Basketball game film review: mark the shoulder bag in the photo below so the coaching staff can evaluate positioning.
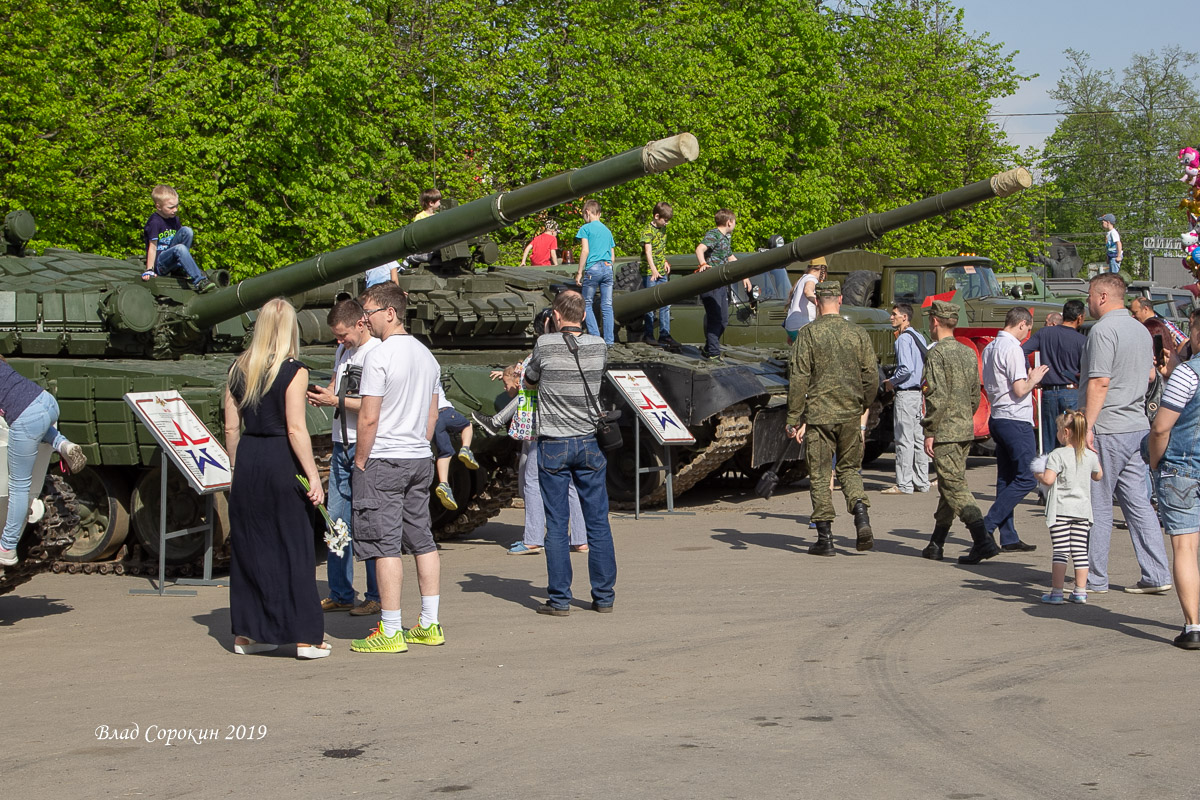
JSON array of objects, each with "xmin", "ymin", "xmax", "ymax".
[{"xmin": 561, "ymin": 332, "xmax": 623, "ymax": 451}]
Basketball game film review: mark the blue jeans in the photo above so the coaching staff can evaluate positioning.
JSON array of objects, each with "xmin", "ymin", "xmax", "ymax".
[
  {"xmin": 537, "ymin": 435, "xmax": 616, "ymax": 609},
  {"xmin": 3, "ymin": 392, "xmax": 67, "ymax": 551},
  {"xmin": 154, "ymin": 226, "xmax": 208, "ymax": 286},
  {"xmin": 1039, "ymin": 387, "xmax": 1078, "ymax": 455},
  {"xmin": 641, "ymin": 274, "xmax": 670, "ymax": 338},
  {"xmin": 326, "ymin": 442, "xmax": 379, "ymax": 604},
  {"xmin": 581, "ymin": 261, "xmax": 614, "ymax": 345},
  {"xmin": 761, "ymin": 268, "xmax": 791, "ymax": 300},
  {"xmin": 520, "ymin": 440, "xmax": 587, "ymax": 547},
  {"xmin": 983, "ymin": 417, "xmax": 1038, "ymax": 546},
  {"xmin": 1108, "ymin": 257, "xmax": 1121, "ymax": 274}
]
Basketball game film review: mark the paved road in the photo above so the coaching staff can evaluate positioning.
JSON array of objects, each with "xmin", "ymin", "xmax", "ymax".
[{"xmin": 1, "ymin": 456, "xmax": 1189, "ymax": 799}]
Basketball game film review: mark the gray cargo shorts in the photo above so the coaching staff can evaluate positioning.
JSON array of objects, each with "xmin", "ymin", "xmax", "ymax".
[{"xmin": 351, "ymin": 457, "xmax": 435, "ymax": 558}]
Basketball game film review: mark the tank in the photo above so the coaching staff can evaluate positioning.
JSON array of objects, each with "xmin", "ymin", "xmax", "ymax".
[
  {"xmin": 425, "ymin": 168, "xmax": 1033, "ymax": 511},
  {"xmin": 0, "ymin": 133, "xmax": 700, "ymax": 593}
]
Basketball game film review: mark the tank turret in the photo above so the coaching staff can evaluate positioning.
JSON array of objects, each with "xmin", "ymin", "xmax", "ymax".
[{"xmin": 613, "ymin": 167, "xmax": 1033, "ymax": 323}]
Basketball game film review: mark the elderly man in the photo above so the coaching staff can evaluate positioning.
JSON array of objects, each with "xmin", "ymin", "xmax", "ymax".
[
  {"xmin": 882, "ymin": 302, "xmax": 930, "ymax": 495},
  {"xmin": 786, "ymin": 281, "xmax": 879, "ymax": 556},
  {"xmin": 1083, "ymin": 273, "xmax": 1172, "ymax": 594},
  {"xmin": 974, "ymin": 308, "xmax": 1048, "ymax": 560}
]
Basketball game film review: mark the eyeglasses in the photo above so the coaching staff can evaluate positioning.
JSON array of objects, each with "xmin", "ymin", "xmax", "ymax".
[{"xmin": 362, "ymin": 307, "xmax": 386, "ymax": 317}]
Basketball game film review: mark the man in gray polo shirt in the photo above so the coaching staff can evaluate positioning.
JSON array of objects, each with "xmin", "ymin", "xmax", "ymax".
[
  {"xmin": 1082, "ymin": 272, "xmax": 1172, "ymax": 594},
  {"xmin": 524, "ymin": 290, "xmax": 616, "ymax": 616}
]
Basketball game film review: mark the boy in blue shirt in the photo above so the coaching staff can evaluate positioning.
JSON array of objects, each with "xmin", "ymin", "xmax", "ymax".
[
  {"xmin": 142, "ymin": 185, "xmax": 215, "ymax": 293},
  {"xmin": 574, "ymin": 199, "xmax": 616, "ymax": 345}
]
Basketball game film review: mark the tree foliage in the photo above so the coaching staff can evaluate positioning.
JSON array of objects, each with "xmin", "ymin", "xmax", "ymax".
[
  {"xmin": 0, "ymin": 0, "xmax": 1032, "ymax": 279},
  {"xmin": 1041, "ymin": 47, "xmax": 1200, "ymax": 275}
]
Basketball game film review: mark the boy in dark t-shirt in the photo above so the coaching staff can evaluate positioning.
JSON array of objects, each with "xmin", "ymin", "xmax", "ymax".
[{"xmin": 142, "ymin": 184, "xmax": 215, "ymax": 293}]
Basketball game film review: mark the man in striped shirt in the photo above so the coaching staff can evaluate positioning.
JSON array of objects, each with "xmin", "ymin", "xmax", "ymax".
[{"xmin": 524, "ymin": 290, "xmax": 616, "ymax": 616}]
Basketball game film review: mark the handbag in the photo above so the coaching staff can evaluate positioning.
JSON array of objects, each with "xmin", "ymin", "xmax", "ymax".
[
  {"xmin": 508, "ymin": 388, "xmax": 538, "ymax": 441},
  {"xmin": 562, "ymin": 332, "xmax": 623, "ymax": 452}
]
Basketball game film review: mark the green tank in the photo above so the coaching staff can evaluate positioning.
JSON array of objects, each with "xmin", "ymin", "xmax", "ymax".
[
  {"xmin": 441, "ymin": 168, "xmax": 1033, "ymax": 508},
  {"xmin": 0, "ymin": 133, "xmax": 700, "ymax": 594}
]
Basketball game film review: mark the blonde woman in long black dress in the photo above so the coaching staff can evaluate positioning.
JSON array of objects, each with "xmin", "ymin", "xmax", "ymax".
[{"xmin": 224, "ymin": 298, "xmax": 330, "ymax": 659}]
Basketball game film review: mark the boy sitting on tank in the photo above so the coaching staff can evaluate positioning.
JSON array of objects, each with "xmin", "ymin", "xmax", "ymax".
[
  {"xmin": 141, "ymin": 184, "xmax": 216, "ymax": 293},
  {"xmin": 432, "ymin": 381, "xmax": 478, "ymax": 511}
]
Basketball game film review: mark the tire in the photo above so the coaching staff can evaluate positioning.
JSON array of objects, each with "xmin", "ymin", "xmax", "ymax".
[
  {"xmin": 615, "ymin": 261, "xmax": 642, "ymax": 293},
  {"xmin": 841, "ymin": 270, "xmax": 880, "ymax": 308}
]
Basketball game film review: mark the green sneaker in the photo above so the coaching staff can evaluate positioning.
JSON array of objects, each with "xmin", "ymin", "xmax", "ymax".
[
  {"xmin": 350, "ymin": 626, "xmax": 408, "ymax": 654},
  {"xmin": 403, "ymin": 621, "xmax": 446, "ymax": 646},
  {"xmin": 457, "ymin": 446, "xmax": 479, "ymax": 470},
  {"xmin": 436, "ymin": 482, "xmax": 458, "ymax": 510}
]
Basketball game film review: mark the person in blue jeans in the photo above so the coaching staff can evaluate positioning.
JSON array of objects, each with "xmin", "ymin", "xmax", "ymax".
[
  {"xmin": 305, "ymin": 300, "xmax": 380, "ymax": 615},
  {"xmin": 0, "ymin": 360, "xmax": 87, "ymax": 565},
  {"xmin": 142, "ymin": 184, "xmax": 215, "ymax": 293},
  {"xmin": 523, "ymin": 290, "xmax": 616, "ymax": 615},
  {"xmin": 573, "ymin": 199, "xmax": 616, "ymax": 345},
  {"xmin": 1148, "ymin": 308, "xmax": 1200, "ymax": 648},
  {"xmin": 1021, "ymin": 300, "xmax": 1087, "ymax": 454}
]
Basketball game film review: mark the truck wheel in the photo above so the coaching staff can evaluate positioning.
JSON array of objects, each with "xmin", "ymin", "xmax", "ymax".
[{"xmin": 842, "ymin": 270, "xmax": 880, "ymax": 307}]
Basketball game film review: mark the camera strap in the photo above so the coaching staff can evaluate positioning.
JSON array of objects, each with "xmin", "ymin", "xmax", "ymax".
[{"xmin": 561, "ymin": 332, "xmax": 604, "ymax": 427}]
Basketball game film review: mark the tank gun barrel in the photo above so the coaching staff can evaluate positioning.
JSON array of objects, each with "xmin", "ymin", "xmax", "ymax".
[
  {"xmin": 184, "ymin": 133, "xmax": 700, "ymax": 328},
  {"xmin": 613, "ymin": 168, "xmax": 1032, "ymax": 323}
]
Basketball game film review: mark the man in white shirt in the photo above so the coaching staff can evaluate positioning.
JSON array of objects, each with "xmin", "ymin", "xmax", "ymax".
[
  {"xmin": 971, "ymin": 308, "xmax": 1048, "ymax": 562},
  {"xmin": 350, "ymin": 283, "xmax": 445, "ymax": 653},
  {"xmin": 306, "ymin": 299, "xmax": 381, "ymax": 616},
  {"xmin": 783, "ymin": 257, "xmax": 825, "ymax": 343}
]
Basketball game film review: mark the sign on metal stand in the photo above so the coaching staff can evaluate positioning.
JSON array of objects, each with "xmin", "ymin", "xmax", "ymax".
[
  {"xmin": 124, "ymin": 391, "xmax": 232, "ymax": 596},
  {"xmin": 606, "ymin": 370, "xmax": 696, "ymax": 519}
]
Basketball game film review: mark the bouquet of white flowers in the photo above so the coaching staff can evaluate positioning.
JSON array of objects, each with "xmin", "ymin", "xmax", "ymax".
[{"xmin": 296, "ymin": 475, "xmax": 352, "ymax": 556}]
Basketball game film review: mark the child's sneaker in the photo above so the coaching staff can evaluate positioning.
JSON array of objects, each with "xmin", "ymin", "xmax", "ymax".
[
  {"xmin": 403, "ymin": 621, "xmax": 445, "ymax": 646},
  {"xmin": 195, "ymin": 278, "xmax": 217, "ymax": 294},
  {"xmin": 1040, "ymin": 592, "xmax": 1065, "ymax": 605},
  {"xmin": 1068, "ymin": 592, "xmax": 1087, "ymax": 604},
  {"xmin": 457, "ymin": 446, "xmax": 479, "ymax": 470},
  {"xmin": 350, "ymin": 626, "xmax": 408, "ymax": 654},
  {"xmin": 58, "ymin": 442, "xmax": 87, "ymax": 475},
  {"xmin": 471, "ymin": 411, "xmax": 503, "ymax": 437},
  {"xmin": 436, "ymin": 482, "xmax": 458, "ymax": 511}
]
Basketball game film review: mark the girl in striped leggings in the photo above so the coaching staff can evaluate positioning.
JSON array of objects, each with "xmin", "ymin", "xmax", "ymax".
[{"xmin": 1034, "ymin": 410, "xmax": 1103, "ymax": 604}]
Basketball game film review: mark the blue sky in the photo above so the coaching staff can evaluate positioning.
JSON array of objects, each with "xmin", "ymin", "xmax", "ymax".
[{"xmin": 960, "ymin": 1, "xmax": 1190, "ymax": 152}]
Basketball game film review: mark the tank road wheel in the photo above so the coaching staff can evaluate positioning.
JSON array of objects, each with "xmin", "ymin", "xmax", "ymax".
[
  {"xmin": 61, "ymin": 467, "xmax": 130, "ymax": 562},
  {"xmin": 604, "ymin": 432, "xmax": 666, "ymax": 504},
  {"xmin": 130, "ymin": 465, "xmax": 212, "ymax": 565}
]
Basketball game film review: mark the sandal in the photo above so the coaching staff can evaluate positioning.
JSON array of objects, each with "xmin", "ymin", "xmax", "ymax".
[
  {"xmin": 141, "ymin": 269, "xmax": 156, "ymax": 281},
  {"xmin": 296, "ymin": 642, "xmax": 332, "ymax": 660},
  {"xmin": 571, "ymin": 544, "xmax": 589, "ymax": 553},
  {"xmin": 233, "ymin": 637, "xmax": 277, "ymax": 655}
]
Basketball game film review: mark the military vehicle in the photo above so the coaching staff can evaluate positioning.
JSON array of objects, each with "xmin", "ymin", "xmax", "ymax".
[
  {"xmin": 994, "ymin": 269, "xmax": 1064, "ymax": 304},
  {"xmin": 0, "ymin": 133, "xmax": 700, "ymax": 592},
  {"xmin": 596, "ymin": 168, "xmax": 1033, "ymax": 491}
]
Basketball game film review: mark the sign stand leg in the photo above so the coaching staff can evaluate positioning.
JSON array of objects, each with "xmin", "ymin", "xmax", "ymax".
[
  {"xmin": 634, "ymin": 417, "xmax": 641, "ymax": 520},
  {"xmin": 130, "ymin": 451, "xmax": 214, "ymax": 596}
]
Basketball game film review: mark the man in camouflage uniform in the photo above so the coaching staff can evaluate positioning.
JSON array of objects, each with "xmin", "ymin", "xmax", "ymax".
[
  {"xmin": 786, "ymin": 281, "xmax": 879, "ymax": 555},
  {"xmin": 919, "ymin": 300, "xmax": 999, "ymax": 563}
]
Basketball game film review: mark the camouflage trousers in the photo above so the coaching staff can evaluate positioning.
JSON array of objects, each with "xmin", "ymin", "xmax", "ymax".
[
  {"xmin": 806, "ymin": 420, "xmax": 868, "ymax": 522},
  {"xmin": 932, "ymin": 440, "xmax": 983, "ymax": 529}
]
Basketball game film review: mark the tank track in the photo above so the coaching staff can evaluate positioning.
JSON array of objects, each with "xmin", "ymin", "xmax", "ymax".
[
  {"xmin": 610, "ymin": 404, "xmax": 753, "ymax": 511},
  {"xmin": 435, "ymin": 464, "xmax": 520, "ymax": 540},
  {"xmin": 0, "ymin": 473, "xmax": 80, "ymax": 596}
]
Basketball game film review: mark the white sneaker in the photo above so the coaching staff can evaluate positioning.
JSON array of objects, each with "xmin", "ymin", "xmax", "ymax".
[
  {"xmin": 58, "ymin": 442, "xmax": 87, "ymax": 474},
  {"xmin": 0, "ymin": 548, "xmax": 18, "ymax": 566}
]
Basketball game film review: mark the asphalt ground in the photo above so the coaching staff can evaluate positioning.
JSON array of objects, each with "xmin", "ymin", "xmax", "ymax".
[{"xmin": 1, "ymin": 454, "xmax": 1192, "ymax": 800}]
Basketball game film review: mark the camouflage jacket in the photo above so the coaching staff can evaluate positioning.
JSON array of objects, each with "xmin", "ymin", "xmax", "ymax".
[
  {"xmin": 787, "ymin": 313, "xmax": 879, "ymax": 426},
  {"xmin": 921, "ymin": 338, "xmax": 981, "ymax": 442}
]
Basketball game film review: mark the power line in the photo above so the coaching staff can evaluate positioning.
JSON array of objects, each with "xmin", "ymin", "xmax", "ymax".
[{"xmin": 988, "ymin": 106, "xmax": 1197, "ymax": 119}]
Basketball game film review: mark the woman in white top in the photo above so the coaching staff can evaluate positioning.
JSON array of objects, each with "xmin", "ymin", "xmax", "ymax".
[{"xmin": 784, "ymin": 256, "xmax": 826, "ymax": 342}]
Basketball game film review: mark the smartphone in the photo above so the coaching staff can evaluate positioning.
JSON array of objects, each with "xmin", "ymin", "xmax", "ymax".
[{"xmin": 308, "ymin": 384, "xmax": 322, "ymax": 393}]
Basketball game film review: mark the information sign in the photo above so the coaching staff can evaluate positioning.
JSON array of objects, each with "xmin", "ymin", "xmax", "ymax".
[
  {"xmin": 606, "ymin": 371, "xmax": 696, "ymax": 445},
  {"xmin": 124, "ymin": 391, "xmax": 231, "ymax": 495}
]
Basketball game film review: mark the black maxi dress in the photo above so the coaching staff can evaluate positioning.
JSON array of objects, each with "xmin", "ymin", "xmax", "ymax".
[{"xmin": 228, "ymin": 359, "xmax": 323, "ymax": 645}]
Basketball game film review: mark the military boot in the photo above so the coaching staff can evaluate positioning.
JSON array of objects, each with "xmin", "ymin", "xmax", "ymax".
[
  {"xmin": 852, "ymin": 501, "xmax": 873, "ymax": 551},
  {"xmin": 957, "ymin": 520, "xmax": 1000, "ymax": 564},
  {"xmin": 809, "ymin": 521, "xmax": 836, "ymax": 557},
  {"xmin": 922, "ymin": 526, "xmax": 950, "ymax": 561}
]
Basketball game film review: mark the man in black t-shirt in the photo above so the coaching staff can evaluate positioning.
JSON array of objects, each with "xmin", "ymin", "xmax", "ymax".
[{"xmin": 1022, "ymin": 299, "xmax": 1086, "ymax": 454}]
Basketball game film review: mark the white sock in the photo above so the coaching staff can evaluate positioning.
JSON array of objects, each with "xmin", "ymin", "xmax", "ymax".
[
  {"xmin": 1186, "ymin": 624, "xmax": 1200, "ymax": 634},
  {"xmin": 380, "ymin": 608, "xmax": 403, "ymax": 637},
  {"xmin": 420, "ymin": 595, "xmax": 440, "ymax": 627}
]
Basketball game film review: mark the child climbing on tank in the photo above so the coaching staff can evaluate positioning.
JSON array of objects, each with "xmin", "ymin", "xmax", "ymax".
[{"xmin": 141, "ymin": 184, "xmax": 216, "ymax": 293}]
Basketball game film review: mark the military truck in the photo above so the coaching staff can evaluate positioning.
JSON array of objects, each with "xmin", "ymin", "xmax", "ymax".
[{"xmin": 829, "ymin": 251, "xmax": 1062, "ymax": 439}]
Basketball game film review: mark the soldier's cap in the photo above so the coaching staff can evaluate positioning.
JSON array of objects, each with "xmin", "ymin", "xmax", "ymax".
[
  {"xmin": 814, "ymin": 280, "xmax": 841, "ymax": 298},
  {"xmin": 925, "ymin": 299, "xmax": 960, "ymax": 321}
]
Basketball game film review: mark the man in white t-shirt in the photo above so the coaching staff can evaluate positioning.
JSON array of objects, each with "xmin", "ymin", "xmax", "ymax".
[
  {"xmin": 784, "ymin": 257, "xmax": 825, "ymax": 343},
  {"xmin": 306, "ymin": 299, "xmax": 382, "ymax": 616},
  {"xmin": 350, "ymin": 283, "xmax": 445, "ymax": 654}
]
